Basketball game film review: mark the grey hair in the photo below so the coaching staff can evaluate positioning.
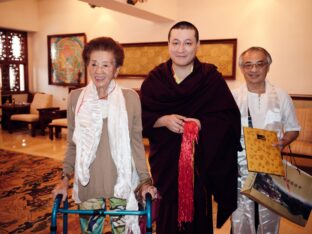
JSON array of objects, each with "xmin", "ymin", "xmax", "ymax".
[{"xmin": 239, "ymin": 47, "xmax": 272, "ymax": 66}]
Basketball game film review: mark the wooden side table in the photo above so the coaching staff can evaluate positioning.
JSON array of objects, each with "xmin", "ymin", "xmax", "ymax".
[
  {"xmin": 37, "ymin": 107, "xmax": 61, "ymax": 135},
  {"xmin": 46, "ymin": 109, "xmax": 67, "ymax": 140}
]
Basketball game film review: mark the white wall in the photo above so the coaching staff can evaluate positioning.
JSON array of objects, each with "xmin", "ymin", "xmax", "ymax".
[
  {"xmin": 1, "ymin": 0, "xmax": 311, "ymax": 108},
  {"xmin": 31, "ymin": 0, "xmax": 174, "ymax": 108},
  {"xmin": 0, "ymin": 0, "xmax": 39, "ymax": 31},
  {"xmin": 178, "ymin": 0, "xmax": 312, "ymax": 92}
]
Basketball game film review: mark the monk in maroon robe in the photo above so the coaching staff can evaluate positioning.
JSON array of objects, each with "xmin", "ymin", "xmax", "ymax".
[{"xmin": 140, "ymin": 21, "xmax": 241, "ymax": 234}]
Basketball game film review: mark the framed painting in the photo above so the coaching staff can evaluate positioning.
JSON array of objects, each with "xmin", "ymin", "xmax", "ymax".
[
  {"xmin": 119, "ymin": 39, "xmax": 237, "ymax": 79},
  {"xmin": 48, "ymin": 33, "xmax": 87, "ymax": 86}
]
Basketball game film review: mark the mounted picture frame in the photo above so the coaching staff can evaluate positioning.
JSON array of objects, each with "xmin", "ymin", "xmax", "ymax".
[
  {"xmin": 119, "ymin": 39, "xmax": 237, "ymax": 79},
  {"xmin": 47, "ymin": 33, "xmax": 87, "ymax": 86}
]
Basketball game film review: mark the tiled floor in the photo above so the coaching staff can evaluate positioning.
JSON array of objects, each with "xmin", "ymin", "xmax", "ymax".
[
  {"xmin": 0, "ymin": 127, "xmax": 311, "ymax": 233},
  {"xmin": 0, "ymin": 127, "xmax": 67, "ymax": 161}
]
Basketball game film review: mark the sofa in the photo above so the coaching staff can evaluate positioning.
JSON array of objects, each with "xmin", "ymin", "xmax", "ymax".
[{"xmin": 283, "ymin": 107, "xmax": 312, "ymax": 169}]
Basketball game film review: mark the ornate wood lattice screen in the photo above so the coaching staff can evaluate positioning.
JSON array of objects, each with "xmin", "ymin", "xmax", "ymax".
[{"xmin": 0, "ymin": 29, "xmax": 28, "ymax": 94}]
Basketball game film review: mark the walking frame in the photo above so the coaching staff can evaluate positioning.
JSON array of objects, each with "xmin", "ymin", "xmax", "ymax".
[{"xmin": 51, "ymin": 193, "xmax": 153, "ymax": 234}]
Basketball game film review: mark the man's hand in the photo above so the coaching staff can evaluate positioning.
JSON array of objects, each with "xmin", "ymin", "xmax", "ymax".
[{"xmin": 272, "ymin": 131, "xmax": 299, "ymax": 151}]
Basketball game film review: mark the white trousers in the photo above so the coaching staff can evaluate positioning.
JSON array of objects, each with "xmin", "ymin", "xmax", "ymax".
[{"xmin": 231, "ymin": 149, "xmax": 280, "ymax": 234}]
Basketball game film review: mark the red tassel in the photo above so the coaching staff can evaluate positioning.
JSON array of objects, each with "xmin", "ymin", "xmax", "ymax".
[{"xmin": 178, "ymin": 121, "xmax": 199, "ymax": 226}]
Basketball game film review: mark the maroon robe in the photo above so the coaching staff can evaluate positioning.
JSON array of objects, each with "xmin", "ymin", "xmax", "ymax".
[{"xmin": 141, "ymin": 58, "xmax": 241, "ymax": 234}]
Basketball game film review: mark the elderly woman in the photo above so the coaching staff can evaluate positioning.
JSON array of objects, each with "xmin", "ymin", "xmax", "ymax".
[{"xmin": 52, "ymin": 37, "xmax": 157, "ymax": 234}]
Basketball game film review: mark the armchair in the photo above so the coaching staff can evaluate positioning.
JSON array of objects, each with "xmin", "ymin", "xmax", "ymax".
[{"xmin": 8, "ymin": 93, "xmax": 54, "ymax": 137}]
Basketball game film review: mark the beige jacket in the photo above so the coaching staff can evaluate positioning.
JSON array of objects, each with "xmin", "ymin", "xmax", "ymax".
[{"xmin": 63, "ymin": 88, "xmax": 151, "ymax": 202}]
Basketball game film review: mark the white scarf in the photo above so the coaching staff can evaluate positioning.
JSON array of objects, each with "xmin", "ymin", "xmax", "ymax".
[
  {"xmin": 235, "ymin": 80, "xmax": 283, "ymax": 136},
  {"xmin": 235, "ymin": 80, "xmax": 284, "ymax": 160},
  {"xmin": 72, "ymin": 81, "xmax": 140, "ymax": 233}
]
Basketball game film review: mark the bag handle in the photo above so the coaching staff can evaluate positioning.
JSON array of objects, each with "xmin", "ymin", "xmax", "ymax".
[{"xmin": 282, "ymin": 145, "xmax": 301, "ymax": 175}]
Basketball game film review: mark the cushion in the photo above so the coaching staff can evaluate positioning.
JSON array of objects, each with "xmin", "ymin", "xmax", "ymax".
[
  {"xmin": 289, "ymin": 140, "xmax": 312, "ymax": 157},
  {"xmin": 295, "ymin": 108, "xmax": 312, "ymax": 143},
  {"xmin": 285, "ymin": 107, "xmax": 312, "ymax": 168},
  {"xmin": 11, "ymin": 114, "xmax": 39, "ymax": 122},
  {"xmin": 30, "ymin": 93, "xmax": 53, "ymax": 114},
  {"xmin": 49, "ymin": 118, "xmax": 67, "ymax": 127}
]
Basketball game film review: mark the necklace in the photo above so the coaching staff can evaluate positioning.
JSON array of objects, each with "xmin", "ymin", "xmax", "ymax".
[{"xmin": 99, "ymin": 82, "xmax": 116, "ymax": 99}]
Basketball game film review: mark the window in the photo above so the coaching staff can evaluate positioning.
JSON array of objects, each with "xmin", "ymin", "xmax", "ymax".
[{"xmin": 0, "ymin": 28, "xmax": 28, "ymax": 95}]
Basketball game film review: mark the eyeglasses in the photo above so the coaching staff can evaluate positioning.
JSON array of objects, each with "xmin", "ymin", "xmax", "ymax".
[{"xmin": 241, "ymin": 62, "xmax": 268, "ymax": 70}]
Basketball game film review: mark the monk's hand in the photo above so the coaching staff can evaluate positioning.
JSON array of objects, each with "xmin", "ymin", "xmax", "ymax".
[
  {"xmin": 166, "ymin": 114, "xmax": 186, "ymax": 133},
  {"xmin": 184, "ymin": 117, "xmax": 201, "ymax": 130},
  {"xmin": 154, "ymin": 114, "xmax": 186, "ymax": 134}
]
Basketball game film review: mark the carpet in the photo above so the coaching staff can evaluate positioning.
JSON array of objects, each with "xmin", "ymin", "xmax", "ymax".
[
  {"xmin": 0, "ymin": 149, "xmax": 80, "ymax": 234},
  {"xmin": 0, "ymin": 149, "xmax": 154, "ymax": 234}
]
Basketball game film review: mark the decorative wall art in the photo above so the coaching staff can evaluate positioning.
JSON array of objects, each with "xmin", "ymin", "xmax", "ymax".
[
  {"xmin": 48, "ymin": 33, "xmax": 87, "ymax": 86},
  {"xmin": 119, "ymin": 39, "xmax": 237, "ymax": 79}
]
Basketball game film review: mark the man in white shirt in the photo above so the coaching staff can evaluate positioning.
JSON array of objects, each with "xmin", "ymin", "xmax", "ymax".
[{"xmin": 231, "ymin": 47, "xmax": 300, "ymax": 234}]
